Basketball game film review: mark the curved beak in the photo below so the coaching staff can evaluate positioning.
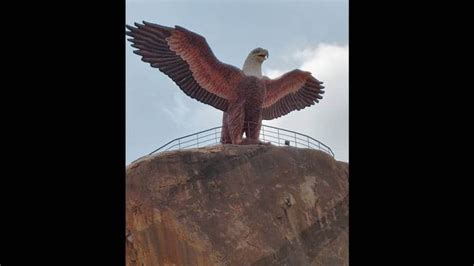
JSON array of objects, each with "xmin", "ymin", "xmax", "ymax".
[{"xmin": 256, "ymin": 49, "xmax": 269, "ymax": 61}]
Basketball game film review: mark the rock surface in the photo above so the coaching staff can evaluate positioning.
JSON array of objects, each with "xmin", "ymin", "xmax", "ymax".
[{"xmin": 126, "ymin": 145, "xmax": 348, "ymax": 266}]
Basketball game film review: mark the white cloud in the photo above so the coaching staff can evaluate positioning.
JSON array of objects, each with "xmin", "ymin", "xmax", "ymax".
[
  {"xmin": 264, "ymin": 43, "xmax": 348, "ymax": 162},
  {"xmin": 163, "ymin": 91, "xmax": 223, "ymax": 130},
  {"xmin": 265, "ymin": 69, "xmax": 285, "ymax": 79},
  {"xmin": 161, "ymin": 92, "xmax": 191, "ymax": 127}
]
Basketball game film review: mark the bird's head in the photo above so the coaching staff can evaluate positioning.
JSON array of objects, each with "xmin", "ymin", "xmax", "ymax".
[{"xmin": 249, "ymin": 47, "xmax": 269, "ymax": 63}]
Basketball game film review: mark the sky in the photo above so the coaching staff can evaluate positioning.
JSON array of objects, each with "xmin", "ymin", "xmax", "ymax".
[{"xmin": 126, "ymin": 0, "xmax": 348, "ymax": 164}]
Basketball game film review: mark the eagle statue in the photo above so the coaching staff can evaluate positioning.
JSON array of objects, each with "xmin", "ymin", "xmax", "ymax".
[{"xmin": 126, "ymin": 21, "xmax": 325, "ymax": 145}]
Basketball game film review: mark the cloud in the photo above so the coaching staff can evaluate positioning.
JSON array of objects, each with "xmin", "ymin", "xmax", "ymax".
[
  {"xmin": 265, "ymin": 69, "xmax": 285, "ymax": 79},
  {"xmin": 162, "ymin": 91, "xmax": 223, "ymax": 130},
  {"xmin": 264, "ymin": 43, "xmax": 348, "ymax": 162},
  {"xmin": 161, "ymin": 92, "xmax": 191, "ymax": 127}
]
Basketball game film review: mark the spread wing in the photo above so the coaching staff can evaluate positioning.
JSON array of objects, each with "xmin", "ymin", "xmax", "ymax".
[
  {"xmin": 262, "ymin": 70, "xmax": 324, "ymax": 120},
  {"xmin": 126, "ymin": 21, "xmax": 244, "ymax": 111}
]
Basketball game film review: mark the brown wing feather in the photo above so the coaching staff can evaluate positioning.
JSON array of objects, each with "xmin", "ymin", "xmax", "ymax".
[
  {"xmin": 262, "ymin": 70, "xmax": 324, "ymax": 120},
  {"xmin": 126, "ymin": 21, "xmax": 244, "ymax": 111}
]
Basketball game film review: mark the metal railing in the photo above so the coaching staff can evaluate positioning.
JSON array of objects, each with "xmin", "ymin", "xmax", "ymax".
[{"xmin": 148, "ymin": 122, "xmax": 335, "ymax": 158}]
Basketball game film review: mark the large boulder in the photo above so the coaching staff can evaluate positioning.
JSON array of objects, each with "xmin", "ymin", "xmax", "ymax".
[{"xmin": 126, "ymin": 144, "xmax": 348, "ymax": 265}]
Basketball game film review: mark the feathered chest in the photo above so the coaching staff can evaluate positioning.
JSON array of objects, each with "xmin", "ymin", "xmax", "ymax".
[{"xmin": 236, "ymin": 76, "xmax": 266, "ymax": 106}]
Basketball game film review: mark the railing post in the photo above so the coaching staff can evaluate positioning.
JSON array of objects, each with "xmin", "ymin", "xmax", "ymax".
[
  {"xmin": 294, "ymin": 133, "xmax": 297, "ymax": 148},
  {"xmin": 215, "ymin": 128, "xmax": 217, "ymax": 144},
  {"xmin": 197, "ymin": 134, "xmax": 199, "ymax": 148},
  {"xmin": 307, "ymin": 137, "xmax": 309, "ymax": 148},
  {"xmin": 277, "ymin": 128, "xmax": 280, "ymax": 146},
  {"xmin": 178, "ymin": 139, "xmax": 181, "ymax": 149}
]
